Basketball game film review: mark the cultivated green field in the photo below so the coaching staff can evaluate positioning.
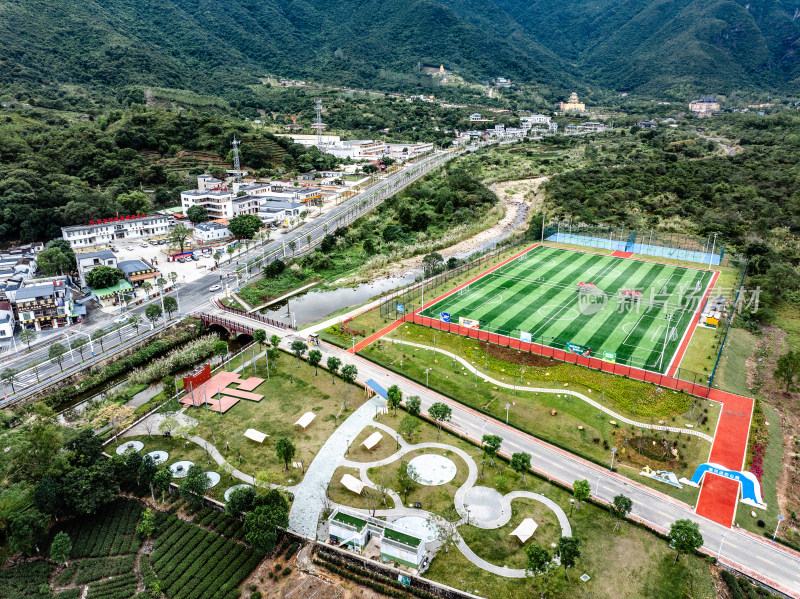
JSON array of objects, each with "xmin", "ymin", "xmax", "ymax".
[{"xmin": 419, "ymin": 246, "xmax": 715, "ymax": 373}]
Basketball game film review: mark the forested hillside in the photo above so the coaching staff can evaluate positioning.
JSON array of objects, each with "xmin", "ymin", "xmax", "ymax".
[
  {"xmin": 2, "ymin": 0, "xmax": 799, "ymax": 97},
  {"xmin": 0, "ymin": 108, "xmax": 327, "ymax": 243}
]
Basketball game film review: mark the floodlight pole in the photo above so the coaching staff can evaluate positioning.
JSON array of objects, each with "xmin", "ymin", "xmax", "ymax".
[{"xmin": 708, "ymin": 233, "xmax": 717, "ymax": 270}]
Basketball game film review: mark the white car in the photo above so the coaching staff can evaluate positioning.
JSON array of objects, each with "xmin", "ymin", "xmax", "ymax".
[
  {"xmin": 113, "ymin": 315, "xmax": 129, "ymax": 325},
  {"xmin": 209, "ymin": 284, "xmax": 222, "ymax": 292}
]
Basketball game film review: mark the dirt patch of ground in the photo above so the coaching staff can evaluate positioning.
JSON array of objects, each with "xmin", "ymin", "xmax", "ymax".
[
  {"xmin": 242, "ymin": 542, "xmax": 386, "ymax": 599},
  {"xmin": 477, "ymin": 341, "xmax": 557, "ymax": 368},
  {"xmin": 745, "ymin": 325, "xmax": 800, "ymax": 541}
]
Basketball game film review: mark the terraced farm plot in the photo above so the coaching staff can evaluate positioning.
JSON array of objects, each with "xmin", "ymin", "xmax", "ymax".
[{"xmin": 419, "ymin": 246, "xmax": 715, "ymax": 373}]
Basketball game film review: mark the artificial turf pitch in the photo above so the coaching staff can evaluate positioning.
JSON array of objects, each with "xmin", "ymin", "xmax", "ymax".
[{"xmin": 418, "ymin": 246, "xmax": 714, "ymax": 373}]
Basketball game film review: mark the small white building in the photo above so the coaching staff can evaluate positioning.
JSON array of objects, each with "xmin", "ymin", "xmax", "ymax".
[
  {"xmin": 257, "ymin": 201, "xmax": 304, "ymax": 227},
  {"xmin": 193, "ymin": 221, "xmax": 231, "ymax": 242},
  {"xmin": 61, "ymin": 215, "xmax": 170, "ymax": 249},
  {"xmin": 384, "ymin": 142, "xmax": 434, "ymax": 160},
  {"xmin": 76, "ymin": 249, "xmax": 118, "ymax": 288},
  {"xmin": 328, "ymin": 508, "xmax": 425, "ymax": 569},
  {"xmin": 0, "ymin": 301, "xmax": 15, "ymax": 339},
  {"xmin": 197, "ymin": 175, "xmax": 224, "ymax": 191},
  {"xmin": 326, "ymin": 140, "xmax": 386, "ymax": 160}
]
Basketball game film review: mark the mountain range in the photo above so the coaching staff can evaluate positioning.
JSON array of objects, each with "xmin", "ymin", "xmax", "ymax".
[{"xmin": 2, "ymin": 0, "xmax": 800, "ymax": 97}]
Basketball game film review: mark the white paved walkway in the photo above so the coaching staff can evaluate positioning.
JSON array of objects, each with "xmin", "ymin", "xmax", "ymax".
[{"xmin": 391, "ymin": 339, "xmax": 713, "ymax": 442}]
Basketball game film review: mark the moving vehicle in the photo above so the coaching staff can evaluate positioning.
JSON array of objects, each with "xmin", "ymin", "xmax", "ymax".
[
  {"xmin": 113, "ymin": 315, "xmax": 128, "ymax": 325},
  {"xmin": 209, "ymin": 284, "xmax": 221, "ymax": 292}
]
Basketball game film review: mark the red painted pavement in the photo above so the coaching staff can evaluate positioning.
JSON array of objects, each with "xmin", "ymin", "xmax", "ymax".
[
  {"xmin": 695, "ymin": 388, "xmax": 754, "ymax": 526},
  {"xmin": 611, "ymin": 250, "xmax": 633, "ymax": 258},
  {"xmin": 695, "ymin": 474, "xmax": 740, "ymax": 527},
  {"xmin": 350, "ymin": 319, "xmax": 405, "ymax": 354}
]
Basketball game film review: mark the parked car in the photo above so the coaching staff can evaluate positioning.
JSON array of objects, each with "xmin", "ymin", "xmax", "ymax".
[
  {"xmin": 209, "ymin": 284, "xmax": 221, "ymax": 292},
  {"xmin": 177, "ymin": 257, "xmax": 186, "ymax": 263},
  {"xmin": 158, "ymin": 239, "xmax": 166, "ymax": 245},
  {"xmin": 110, "ymin": 247, "xmax": 119, "ymax": 253},
  {"xmin": 150, "ymin": 240, "xmax": 159, "ymax": 246},
  {"xmin": 191, "ymin": 255, "xmax": 200, "ymax": 261}
]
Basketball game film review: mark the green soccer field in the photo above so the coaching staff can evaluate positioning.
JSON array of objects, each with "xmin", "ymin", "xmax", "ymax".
[{"xmin": 419, "ymin": 246, "xmax": 715, "ymax": 373}]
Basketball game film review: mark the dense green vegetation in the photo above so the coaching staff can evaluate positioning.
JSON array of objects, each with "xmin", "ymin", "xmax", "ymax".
[
  {"xmin": 542, "ymin": 115, "xmax": 800, "ymax": 326},
  {"xmin": 2, "ymin": 0, "xmax": 799, "ymax": 101},
  {"xmin": 0, "ymin": 107, "xmax": 325, "ymax": 244}
]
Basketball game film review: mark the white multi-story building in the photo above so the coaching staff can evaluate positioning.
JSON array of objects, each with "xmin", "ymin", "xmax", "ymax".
[
  {"xmin": 193, "ymin": 221, "xmax": 231, "ymax": 242},
  {"xmin": 0, "ymin": 302, "xmax": 15, "ymax": 339},
  {"xmin": 181, "ymin": 176, "xmax": 261, "ymax": 220},
  {"xmin": 520, "ymin": 114, "xmax": 551, "ymax": 128},
  {"xmin": 61, "ymin": 215, "xmax": 170, "ymax": 249}
]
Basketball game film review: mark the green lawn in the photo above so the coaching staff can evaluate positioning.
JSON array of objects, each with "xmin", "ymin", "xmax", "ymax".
[
  {"xmin": 419, "ymin": 246, "xmax": 714, "ymax": 374},
  {"xmin": 139, "ymin": 354, "xmax": 366, "ymax": 489},
  {"xmin": 361, "ymin": 327, "xmax": 717, "ymax": 502}
]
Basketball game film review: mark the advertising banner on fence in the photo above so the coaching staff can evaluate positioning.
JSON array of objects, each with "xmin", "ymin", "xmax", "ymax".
[
  {"xmin": 520, "ymin": 331, "xmax": 532, "ymax": 343},
  {"xmin": 566, "ymin": 342, "xmax": 591, "ymax": 357},
  {"xmin": 602, "ymin": 351, "xmax": 616, "ymax": 364},
  {"xmin": 440, "ymin": 312, "xmax": 451, "ymax": 323},
  {"xmin": 458, "ymin": 317, "xmax": 480, "ymax": 329}
]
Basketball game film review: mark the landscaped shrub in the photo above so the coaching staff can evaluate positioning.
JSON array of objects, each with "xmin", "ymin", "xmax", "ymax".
[
  {"xmin": 283, "ymin": 542, "xmax": 300, "ymax": 560},
  {"xmin": 129, "ymin": 335, "xmax": 218, "ymax": 384}
]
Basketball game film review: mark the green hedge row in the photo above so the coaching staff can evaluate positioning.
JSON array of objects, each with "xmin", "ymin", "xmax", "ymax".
[
  {"xmin": 314, "ymin": 556, "xmax": 431, "ymax": 599},
  {"xmin": 86, "ymin": 572, "xmax": 138, "ymax": 599},
  {"xmin": 56, "ymin": 498, "xmax": 141, "ymax": 558},
  {"xmin": 151, "ymin": 513, "xmax": 261, "ymax": 599},
  {"xmin": 720, "ymin": 570, "xmax": 776, "ymax": 599},
  {"xmin": 0, "ymin": 560, "xmax": 52, "ymax": 599},
  {"xmin": 315, "ymin": 553, "xmax": 439, "ymax": 599},
  {"xmin": 74, "ymin": 555, "xmax": 135, "ymax": 585}
]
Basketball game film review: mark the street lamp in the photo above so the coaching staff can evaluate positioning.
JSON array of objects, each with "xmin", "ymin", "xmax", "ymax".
[
  {"xmin": 569, "ymin": 496, "xmax": 575, "ymax": 517},
  {"xmin": 610, "ymin": 446, "xmax": 617, "ymax": 471},
  {"xmin": 425, "ymin": 368, "xmax": 430, "ymax": 388},
  {"xmin": 505, "ymin": 403, "xmax": 511, "ymax": 425},
  {"xmin": 351, "ymin": 336, "xmax": 356, "ymax": 352},
  {"xmin": 466, "ymin": 507, "xmax": 471, "ymax": 525},
  {"xmin": 716, "ymin": 532, "xmax": 727, "ymax": 563},
  {"xmin": 61, "ymin": 332, "xmax": 76, "ymax": 365},
  {"xmin": 772, "ymin": 515, "xmax": 784, "ymax": 542}
]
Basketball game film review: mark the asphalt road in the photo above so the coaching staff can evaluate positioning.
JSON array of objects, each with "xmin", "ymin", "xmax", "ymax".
[{"xmin": 0, "ymin": 150, "xmax": 461, "ymax": 405}]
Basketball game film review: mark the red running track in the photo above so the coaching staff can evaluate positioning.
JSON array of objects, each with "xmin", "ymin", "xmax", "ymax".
[
  {"xmin": 611, "ymin": 250, "xmax": 633, "ymax": 258},
  {"xmin": 695, "ymin": 389, "xmax": 754, "ymax": 527}
]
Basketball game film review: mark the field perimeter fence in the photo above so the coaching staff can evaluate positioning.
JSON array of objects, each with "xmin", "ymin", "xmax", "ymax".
[
  {"xmin": 375, "ymin": 225, "xmax": 749, "ymax": 397},
  {"xmin": 542, "ymin": 220, "xmax": 733, "ymax": 267},
  {"xmin": 378, "ymin": 230, "xmax": 536, "ymax": 320}
]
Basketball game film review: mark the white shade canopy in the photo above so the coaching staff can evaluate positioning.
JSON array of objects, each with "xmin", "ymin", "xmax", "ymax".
[
  {"xmin": 341, "ymin": 473, "xmax": 364, "ymax": 494},
  {"xmin": 295, "ymin": 412, "xmax": 316, "ymax": 429},
  {"xmin": 362, "ymin": 432, "xmax": 383, "ymax": 450},
  {"xmin": 244, "ymin": 429, "xmax": 268, "ymax": 443},
  {"xmin": 510, "ymin": 518, "xmax": 538, "ymax": 543}
]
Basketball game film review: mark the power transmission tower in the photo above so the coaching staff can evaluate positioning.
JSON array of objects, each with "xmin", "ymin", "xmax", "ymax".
[
  {"xmin": 231, "ymin": 135, "xmax": 242, "ymax": 181},
  {"xmin": 315, "ymin": 99, "xmax": 325, "ymax": 153}
]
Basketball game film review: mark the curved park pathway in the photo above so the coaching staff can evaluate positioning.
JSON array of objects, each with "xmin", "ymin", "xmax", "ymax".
[
  {"xmin": 390, "ymin": 339, "xmax": 713, "ymax": 442},
  {"xmin": 339, "ymin": 438, "xmax": 571, "ymax": 577}
]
